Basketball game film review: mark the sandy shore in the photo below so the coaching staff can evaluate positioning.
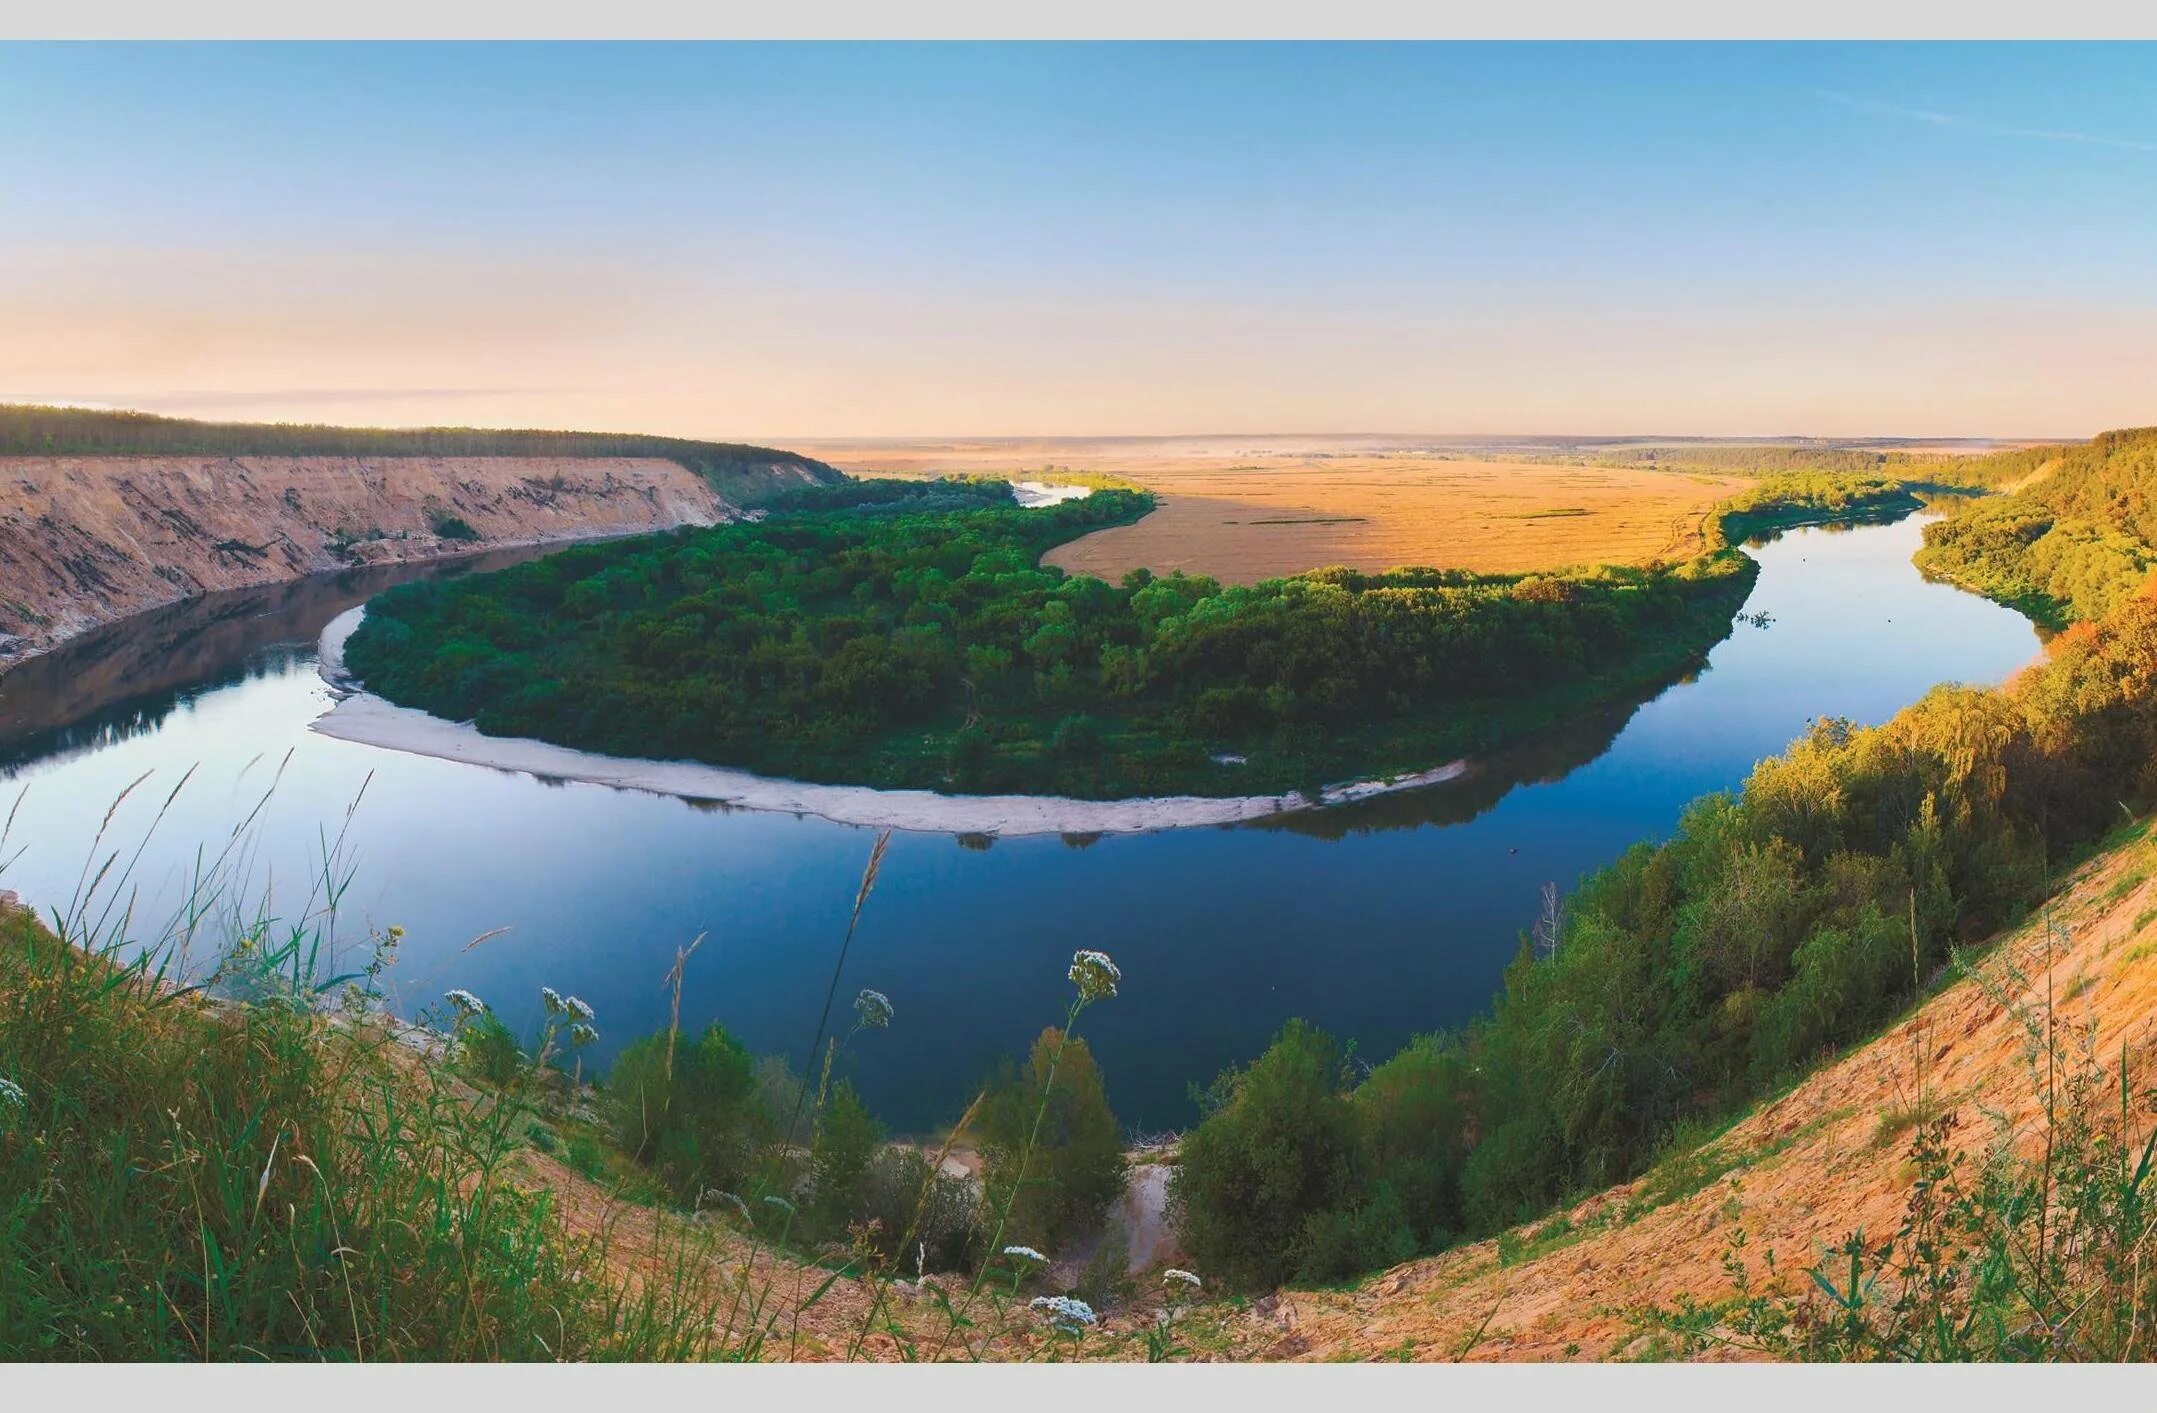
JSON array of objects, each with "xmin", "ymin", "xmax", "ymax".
[{"xmin": 311, "ymin": 608, "xmax": 1468, "ymax": 836}]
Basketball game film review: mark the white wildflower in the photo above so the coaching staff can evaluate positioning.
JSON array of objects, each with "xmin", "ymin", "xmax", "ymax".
[
  {"xmin": 1029, "ymin": 1294, "xmax": 1097, "ymax": 1333},
  {"xmin": 1163, "ymin": 1268, "xmax": 1201, "ymax": 1290},
  {"xmin": 1068, "ymin": 949, "xmax": 1121, "ymax": 1003},
  {"xmin": 567, "ymin": 1022, "xmax": 598, "ymax": 1048},
  {"xmin": 854, "ymin": 988, "xmax": 894, "ymax": 1030},
  {"xmin": 563, "ymin": 995, "xmax": 595, "ymax": 1022},
  {"xmin": 0, "ymin": 1075, "xmax": 23, "ymax": 1110},
  {"xmin": 444, "ymin": 988, "xmax": 487, "ymax": 1018},
  {"xmin": 1003, "ymin": 1245, "xmax": 1049, "ymax": 1264},
  {"xmin": 540, "ymin": 986, "xmax": 564, "ymax": 1015}
]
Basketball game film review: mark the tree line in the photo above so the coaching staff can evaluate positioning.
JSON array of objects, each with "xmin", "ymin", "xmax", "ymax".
[{"xmin": 0, "ymin": 403, "xmax": 840, "ymax": 498}]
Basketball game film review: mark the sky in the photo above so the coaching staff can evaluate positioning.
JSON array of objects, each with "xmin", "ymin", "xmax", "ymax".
[{"xmin": 3, "ymin": 41, "xmax": 2154, "ymax": 440}]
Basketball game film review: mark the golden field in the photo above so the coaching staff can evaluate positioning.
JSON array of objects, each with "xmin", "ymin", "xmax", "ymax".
[{"xmin": 791, "ymin": 436, "xmax": 1748, "ymax": 583}]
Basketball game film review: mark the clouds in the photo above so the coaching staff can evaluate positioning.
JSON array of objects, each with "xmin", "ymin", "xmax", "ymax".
[{"xmin": 1820, "ymin": 89, "xmax": 2157, "ymax": 155}]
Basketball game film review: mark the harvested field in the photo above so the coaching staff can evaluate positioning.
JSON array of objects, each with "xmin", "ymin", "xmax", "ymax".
[{"xmin": 793, "ymin": 437, "xmax": 1747, "ymax": 583}]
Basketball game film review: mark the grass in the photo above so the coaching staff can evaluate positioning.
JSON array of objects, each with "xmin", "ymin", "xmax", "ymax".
[
  {"xmin": 0, "ymin": 776, "xmax": 1188, "ymax": 1363},
  {"xmin": 1032, "ymin": 456, "xmax": 1744, "ymax": 585},
  {"xmin": 0, "ymin": 887, "xmax": 726, "ymax": 1359}
]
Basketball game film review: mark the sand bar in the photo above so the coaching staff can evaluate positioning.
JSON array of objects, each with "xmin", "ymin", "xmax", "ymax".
[{"xmin": 310, "ymin": 608, "xmax": 1467, "ymax": 837}]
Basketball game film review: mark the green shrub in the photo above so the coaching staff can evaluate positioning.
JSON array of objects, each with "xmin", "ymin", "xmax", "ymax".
[
  {"xmin": 805, "ymin": 1080, "xmax": 885, "ymax": 1244},
  {"xmin": 1295, "ymin": 1182, "xmax": 1415, "ymax": 1285},
  {"xmin": 452, "ymin": 1010, "xmax": 526, "ymax": 1087},
  {"xmin": 979, "ymin": 1027, "xmax": 1126, "ymax": 1255},
  {"xmin": 604, "ymin": 1022, "xmax": 770, "ymax": 1199},
  {"xmin": 856, "ymin": 1146, "xmax": 979, "ymax": 1274},
  {"xmin": 1170, "ymin": 1020, "xmax": 1361, "ymax": 1291}
]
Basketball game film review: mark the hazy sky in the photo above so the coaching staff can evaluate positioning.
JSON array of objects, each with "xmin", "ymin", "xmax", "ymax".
[{"xmin": 5, "ymin": 42, "xmax": 2154, "ymax": 440}]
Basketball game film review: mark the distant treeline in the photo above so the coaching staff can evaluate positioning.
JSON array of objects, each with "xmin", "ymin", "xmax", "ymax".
[
  {"xmin": 0, "ymin": 404, "xmax": 840, "ymax": 497},
  {"xmin": 343, "ymin": 475, "xmax": 1781, "ymax": 799},
  {"xmin": 1591, "ymin": 441, "xmax": 2065, "ymax": 485},
  {"xmin": 1168, "ymin": 427, "xmax": 2157, "ymax": 1292}
]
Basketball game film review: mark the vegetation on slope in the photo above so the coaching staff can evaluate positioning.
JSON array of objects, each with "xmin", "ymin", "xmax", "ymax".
[
  {"xmin": 339, "ymin": 475, "xmax": 1927, "ymax": 799},
  {"xmin": 1168, "ymin": 428, "xmax": 2157, "ymax": 1293},
  {"xmin": 0, "ymin": 901, "xmax": 729, "ymax": 1358},
  {"xmin": 0, "ymin": 824, "xmax": 1186, "ymax": 1363},
  {"xmin": 1915, "ymin": 426, "xmax": 2157, "ymax": 628},
  {"xmin": 0, "ymin": 404, "xmax": 841, "ymax": 503}
]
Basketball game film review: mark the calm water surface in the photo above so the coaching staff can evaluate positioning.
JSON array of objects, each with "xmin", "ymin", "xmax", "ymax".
[{"xmin": 0, "ymin": 516, "xmax": 2039, "ymax": 1129}]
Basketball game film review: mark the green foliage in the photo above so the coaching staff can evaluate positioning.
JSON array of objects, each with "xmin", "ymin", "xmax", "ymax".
[
  {"xmin": 452, "ymin": 1010, "xmax": 526, "ymax": 1086},
  {"xmin": 1916, "ymin": 427, "xmax": 2157, "ymax": 627},
  {"xmin": 0, "ymin": 402, "xmax": 839, "ymax": 497},
  {"xmin": 604, "ymin": 1022, "xmax": 770, "ymax": 1200},
  {"xmin": 805, "ymin": 1081, "xmax": 885, "ymax": 1244},
  {"xmin": 428, "ymin": 508, "xmax": 482, "ymax": 542},
  {"xmin": 1169, "ymin": 1020, "xmax": 1365, "ymax": 1291},
  {"xmin": 979, "ymin": 1028, "xmax": 1127, "ymax": 1255},
  {"xmin": 1162, "ymin": 431, "xmax": 2157, "ymax": 1297},
  {"xmin": 855, "ymin": 1146, "xmax": 981, "ymax": 1274},
  {"xmin": 1710, "ymin": 475, "xmax": 1922, "ymax": 546},
  {"xmin": 345, "ymin": 478, "xmax": 1759, "ymax": 798},
  {"xmin": 0, "ymin": 906, "xmax": 721, "ymax": 1359}
]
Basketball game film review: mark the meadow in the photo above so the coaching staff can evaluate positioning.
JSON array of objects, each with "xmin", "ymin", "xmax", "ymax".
[{"xmin": 796, "ymin": 436, "xmax": 1751, "ymax": 584}]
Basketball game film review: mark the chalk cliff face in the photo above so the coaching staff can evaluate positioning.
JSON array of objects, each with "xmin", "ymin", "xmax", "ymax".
[{"xmin": 0, "ymin": 454, "xmax": 816, "ymax": 662}]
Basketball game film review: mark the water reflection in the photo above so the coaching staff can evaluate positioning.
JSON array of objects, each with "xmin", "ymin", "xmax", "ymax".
[{"xmin": 0, "ymin": 515, "xmax": 2041, "ymax": 1130}]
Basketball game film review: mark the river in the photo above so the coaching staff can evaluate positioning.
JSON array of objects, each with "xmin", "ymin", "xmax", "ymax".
[{"xmin": 0, "ymin": 514, "xmax": 2039, "ymax": 1130}]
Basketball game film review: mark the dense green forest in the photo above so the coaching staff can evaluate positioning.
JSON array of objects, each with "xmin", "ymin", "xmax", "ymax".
[
  {"xmin": 1168, "ymin": 427, "xmax": 2157, "ymax": 1291},
  {"xmin": 0, "ymin": 404, "xmax": 840, "ymax": 502},
  {"xmin": 1710, "ymin": 474, "xmax": 1922, "ymax": 542},
  {"xmin": 1915, "ymin": 427, "xmax": 2157, "ymax": 627},
  {"xmin": 344, "ymin": 476, "xmax": 1775, "ymax": 798}
]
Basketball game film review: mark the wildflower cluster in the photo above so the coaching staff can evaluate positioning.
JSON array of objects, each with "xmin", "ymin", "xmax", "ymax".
[
  {"xmin": 1002, "ymin": 1245, "xmax": 1048, "ymax": 1265},
  {"xmin": 1029, "ymin": 1294, "xmax": 1097, "ymax": 1334},
  {"xmin": 444, "ymin": 988, "xmax": 487, "ymax": 1019},
  {"xmin": 854, "ymin": 988, "xmax": 894, "ymax": 1031},
  {"xmin": 1068, "ymin": 949, "xmax": 1120, "ymax": 1004}
]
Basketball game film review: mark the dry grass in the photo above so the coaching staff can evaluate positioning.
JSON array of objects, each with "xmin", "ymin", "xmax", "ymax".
[{"xmin": 792, "ymin": 437, "xmax": 1745, "ymax": 584}]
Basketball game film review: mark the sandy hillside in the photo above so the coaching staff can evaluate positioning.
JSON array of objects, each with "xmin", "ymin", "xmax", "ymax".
[{"xmin": 0, "ymin": 454, "xmax": 806, "ymax": 662}]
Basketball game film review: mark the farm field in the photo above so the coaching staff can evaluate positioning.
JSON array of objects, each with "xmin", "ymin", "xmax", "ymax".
[{"xmin": 791, "ymin": 436, "xmax": 1751, "ymax": 582}]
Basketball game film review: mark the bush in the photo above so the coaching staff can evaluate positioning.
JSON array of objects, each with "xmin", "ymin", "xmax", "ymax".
[
  {"xmin": 604, "ymin": 1022, "xmax": 771, "ymax": 1199},
  {"xmin": 1352, "ymin": 1034, "xmax": 1472, "ymax": 1249},
  {"xmin": 856, "ymin": 1147, "xmax": 980, "ymax": 1274},
  {"xmin": 452, "ymin": 1010, "xmax": 526, "ymax": 1087},
  {"xmin": 805, "ymin": 1081, "xmax": 885, "ymax": 1244},
  {"xmin": 1170, "ymin": 1020, "xmax": 1361, "ymax": 1291},
  {"xmin": 1294, "ymin": 1183, "xmax": 1415, "ymax": 1286},
  {"xmin": 979, "ymin": 1028, "xmax": 1126, "ymax": 1255},
  {"xmin": 427, "ymin": 508, "xmax": 482, "ymax": 541}
]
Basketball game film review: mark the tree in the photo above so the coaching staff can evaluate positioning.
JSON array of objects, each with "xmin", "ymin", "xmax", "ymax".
[{"xmin": 978, "ymin": 1028, "xmax": 1126, "ymax": 1256}]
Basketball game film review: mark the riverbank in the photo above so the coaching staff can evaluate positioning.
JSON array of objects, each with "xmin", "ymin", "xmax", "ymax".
[
  {"xmin": 0, "ymin": 453, "xmax": 744, "ymax": 666},
  {"xmin": 313, "ymin": 607, "xmax": 1471, "ymax": 836}
]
